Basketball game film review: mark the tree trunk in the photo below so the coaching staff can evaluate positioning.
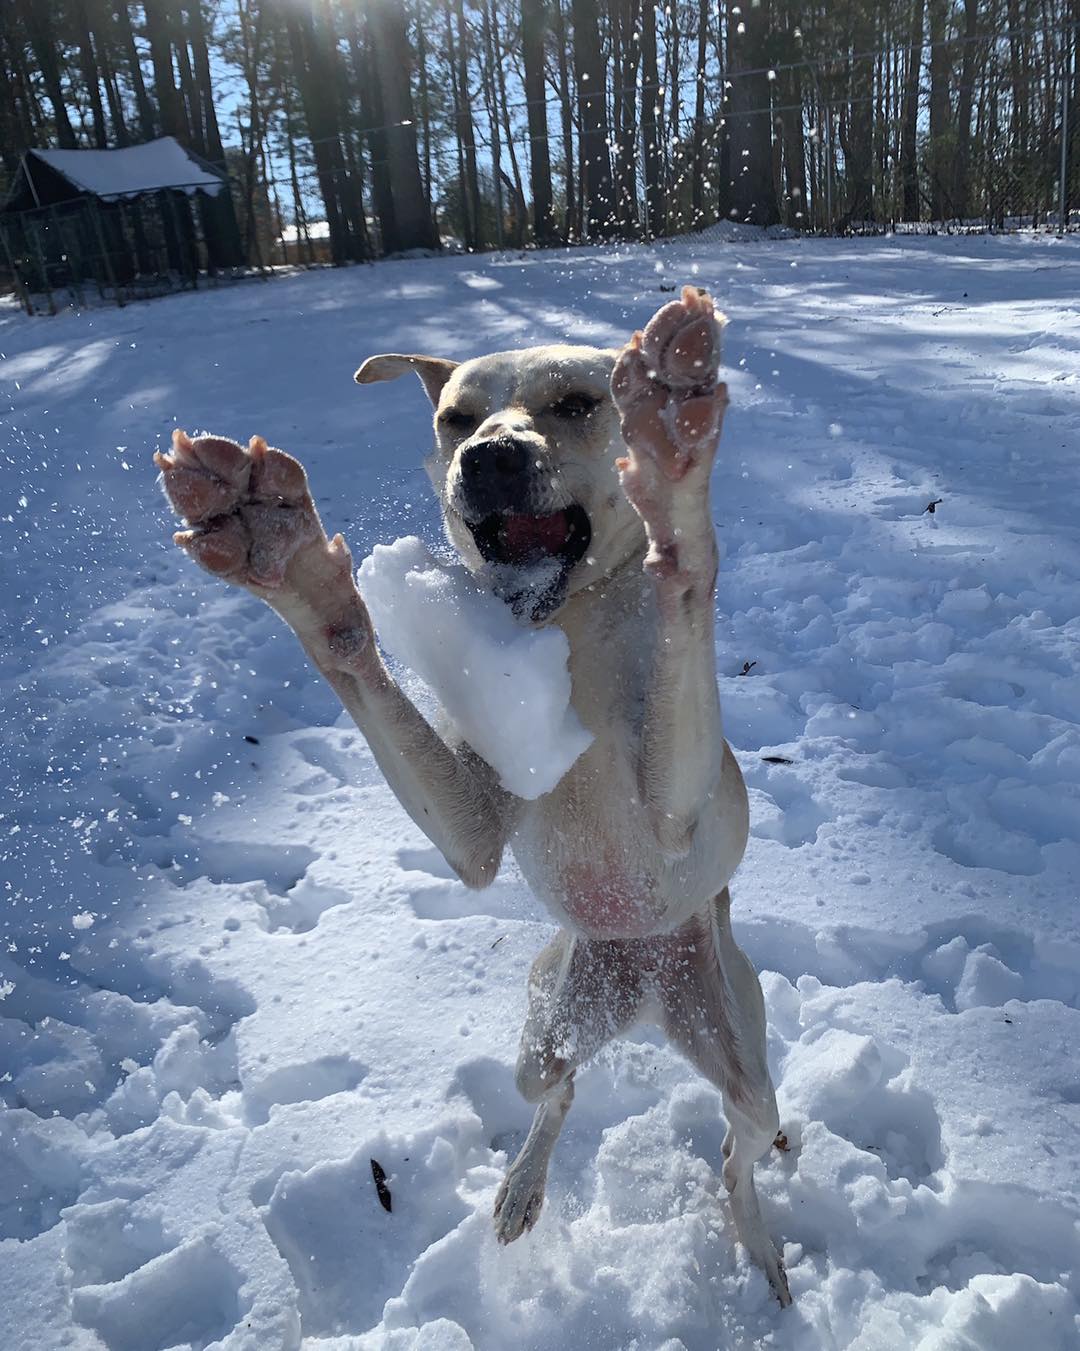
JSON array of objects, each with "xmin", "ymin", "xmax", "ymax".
[
  {"xmin": 615, "ymin": 0, "xmax": 641, "ymax": 234},
  {"xmin": 481, "ymin": 0, "xmax": 505, "ymax": 246},
  {"xmin": 187, "ymin": 1, "xmax": 226, "ymax": 165},
  {"xmin": 16, "ymin": 0, "xmax": 77, "ymax": 148},
  {"xmin": 281, "ymin": 70, "xmax": 314, "ymax": 263},
  {"xmin": 92, "ymin": 0, "xmax": 130, "ymax": 147},
  {"xmin": 283, "ymin": 3, "xmax": 348, "ymax": 263},
  {"xmin": 723, "ymin": 0, "xmax": 779, "ymax": 225},
  {"xmin": 0, "ymin": 13, "xmax": 25, "ymax": 171},
  {"xmin": 144, "ymin": 0, "xmax": 189, "ymax": 142},
  {"xmin": 492, "ymin": 0, "xmax": 527, "ymax": 244},
  {"xmin": 571, "ymin": 0, "xmax": 615, "ymax": 237},
  {"xmin": 640, "ymin": 0, "xmax": 664, "ymax": 236},
  {"xmin": 927, "ymin": 0, "xmax": 952, "ymax": 219},
  {"xmin": 523, "ymin": 0, "xmax": 557, "ymax": 243},
  {"xmin": 236, "ymin": 0, "xmax": 265, "ymax": 258},
  {"xmin": 4, "ymin": 14, "xmax": 44, "ymax": 148},
  {"xmin": 552, "ymin": 0, "xmax": 577, "ymax": 240},
  {"xmin": 777, "ymin": 43, "xmax": 807, "ymax": 223},
  {"xmin": 172, "ymin": 18, "xmax": 204, "ymax": 155},
  {"xmin": 116, "ymin": 2, "xmax": 157, "ymax": 141},
  {"xmin": 691, "ymin": 0, "xmax": 709, "ymax": 226},
  {"xmin": 368, "ymin": 0, "xmax": 439, "ymax": 250},
  {"xmin": 317, "ymin": 0, "xmax": 369, "ymax": 258},
  {"xmin": 72, "ymin": 0, "xmax": 108, "ymax": 148},
  {"xmin": 900, "ymin": 0, "xmax": 924, "ymax": 220},
  {"xmin": 453, "ymin": 0, "xmax": 485, "ymax": 247},
  {"xmin": 415, "ymin": 0, "xmax": 433, "ymax": 203},
  {"xmin": 445, "ymin": 1, "xmax": 476, "ymax": 247},
  {"xmin": 841, "ymin": 8, "xmax": 875, "ymax": 223},
  {"xmin": 953, "ymin": 0, "xmax": 981, "ymax": 217},
  {"xmin": 353, "ymin": 10, "xmax": 399, "ymax": 254}
]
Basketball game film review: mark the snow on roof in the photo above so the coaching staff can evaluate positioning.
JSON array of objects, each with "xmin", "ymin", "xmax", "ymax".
[{"xmin": 28, "ymin": 137, "xmax": 224, "ymax": 201}]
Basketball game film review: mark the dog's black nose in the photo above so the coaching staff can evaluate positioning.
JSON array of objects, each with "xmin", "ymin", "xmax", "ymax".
[{"xmin": 461, "ymin": 437, "xmax": 531, "ymax": 483}]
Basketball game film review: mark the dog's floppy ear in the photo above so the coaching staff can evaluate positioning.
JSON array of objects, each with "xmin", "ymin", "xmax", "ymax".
[{"xmin": 354, "ymin": 354, "xmax": 458, "ymax": 407}]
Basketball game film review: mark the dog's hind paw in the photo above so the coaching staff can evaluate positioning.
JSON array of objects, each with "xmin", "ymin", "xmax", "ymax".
[
  {"xmin": 493, "ymin": 1166, "xmax": 547, "ymax": 1244},
  {"xmin": 155, "ymin": 430, "xmax": 326, "ymax": 591}
]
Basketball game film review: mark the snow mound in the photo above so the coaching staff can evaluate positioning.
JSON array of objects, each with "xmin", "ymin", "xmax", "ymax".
[
  {"xmin": 358, "ymin": 536, "xmax": 591, "ymax": 798},
  {"xmin": 677, "ymin": 219, "xmax": 800, "ymax": 244}
]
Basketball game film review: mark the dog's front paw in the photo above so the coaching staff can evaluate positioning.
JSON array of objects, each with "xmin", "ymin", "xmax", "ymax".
[
  {"xmin": 611, "ymin": 288, "xmax": 727, "ymax": 585},
  {"xmin": 611, "ymin": 285, "xmax": 728, "ymax": 491},
  {"xmin": 493, "ymin": 1165, "xmax": 547, "ymax": 1244},
  {"xmin": 155, "ymin": 430, "xmax": 326, "ymax": 590},
  {"xmin": 613, "ymin": 287, "xmax": 729, "ymax": 494}
]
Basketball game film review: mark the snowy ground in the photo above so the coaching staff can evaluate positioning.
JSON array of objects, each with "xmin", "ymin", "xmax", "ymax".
[{"xmin": 2, "ymin": 234, "xmax": 1080, "ymax": 1351}]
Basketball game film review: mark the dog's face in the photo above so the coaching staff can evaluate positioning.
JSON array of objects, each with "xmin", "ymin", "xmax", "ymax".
[{"xmin": 356, "ymin": 346, "xmax": 645, "ymax": 621}]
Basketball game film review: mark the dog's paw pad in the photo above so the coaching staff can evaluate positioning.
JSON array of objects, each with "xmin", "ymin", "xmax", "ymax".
[
  {"xmin": 639, "ymin": 286, "xmax": 722, "ymax": 390},
  {"xmin": 157, "ymin": 431, "xmax": 324, "ymax": 590},
  {"xmin": 611, "ymin": 287, "xmax": 728, "ymax": 485}
]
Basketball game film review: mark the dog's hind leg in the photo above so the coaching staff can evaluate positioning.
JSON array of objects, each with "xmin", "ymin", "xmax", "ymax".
[
  {"xmin": 656, "ymin": 892, "xmax": 792, "ymax": 1306},
  {"xmin": 494, "ymin": 932, "xmax": 644, "ymax": 1243}
]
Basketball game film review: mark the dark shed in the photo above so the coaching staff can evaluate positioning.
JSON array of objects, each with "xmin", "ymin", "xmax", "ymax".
[{"xmin": 0, "ymin": 137, "xmax": 244, "ymax": 312}]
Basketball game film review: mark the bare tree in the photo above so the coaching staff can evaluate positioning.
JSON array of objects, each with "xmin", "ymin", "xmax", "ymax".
[
  {"xmin": 523, "ymin": 0, "xmax": 557, "ymax": 242},
  {"xmin": 572, "ymin": 0, "xmax": 616, "ymax": 237},
  {"xmin": 723, "ymin": 0, "xmax": 780, "ymax": 225}
]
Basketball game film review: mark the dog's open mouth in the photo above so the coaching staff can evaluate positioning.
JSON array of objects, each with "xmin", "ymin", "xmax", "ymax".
[
  {"xmin": 470, "ymin": 505, "xmax": 591, "ymax": 570},
  {"xmin": 467, "ymin": 506, "xmax": 591, "ymax": 622}
]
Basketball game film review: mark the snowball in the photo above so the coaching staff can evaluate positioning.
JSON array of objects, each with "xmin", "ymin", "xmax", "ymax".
[{"xmin": 358, "ymin": 537, "xmax": 592, "ymax": 799}]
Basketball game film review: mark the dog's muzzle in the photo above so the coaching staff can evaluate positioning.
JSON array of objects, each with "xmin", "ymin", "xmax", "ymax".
[
  {"xmin": 454, "ymin": 436, "xmax": 592, "ymax": 621},
  {"xmin": 457, "ymin": 436, "xmax": 536, "ymax": 517}
]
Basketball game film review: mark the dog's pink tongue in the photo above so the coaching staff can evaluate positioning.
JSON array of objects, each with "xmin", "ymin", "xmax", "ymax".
[{"xmin": 499, "ymin": 510, "xmax": 570, "ymax": 562}]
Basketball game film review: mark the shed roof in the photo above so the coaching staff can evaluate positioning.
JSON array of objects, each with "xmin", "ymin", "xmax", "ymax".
[{"xmin": 21, "ymin": 137, "xmax": 224, "ymax": 203}]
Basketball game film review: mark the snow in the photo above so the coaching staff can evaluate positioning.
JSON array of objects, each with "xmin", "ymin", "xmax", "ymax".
[
  {"xmin": 2, "ymin": 233, "xmax": 1080, "ymax": 1350},
  {"xmin": 279, "ymin": 222, "xmax": 332, "ymax": 243},
  {"xmin": 25, "ymin": 136, "xmax": 224, "ymax": 201},
  {"xmin": 357, "ymin": 535, "xmax": 591, "ymax": 798}
]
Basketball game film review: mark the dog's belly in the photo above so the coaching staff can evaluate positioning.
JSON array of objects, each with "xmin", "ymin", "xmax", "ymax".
[
  {"xmin": 510, "ymin": 741, "xmax": 747, "ymax": 940},
  {"xmin": 513, "ymin": 833, "xmax": 716, "ymax": 939},
  {"xmin": 558, "ymin": 852, "xmax": 662, "ymax": 938}
]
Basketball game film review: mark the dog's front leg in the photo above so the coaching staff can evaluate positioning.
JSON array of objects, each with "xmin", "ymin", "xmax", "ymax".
[
  {"xmin": 612, "ymin": 287, "xmax": 731, "ymax": 853},
  {"xmin": 155, "ymin": 431, "xmax": 511, "ymax": 888}
]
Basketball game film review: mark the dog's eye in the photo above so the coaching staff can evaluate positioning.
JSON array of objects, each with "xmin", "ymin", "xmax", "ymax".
[
  {"xmin": 549, "ymin": 392, "xmax": 600, "ymax": 419},
  {"xmin": 440, "ymin": 408, "xmax": 477, "ymax": 432}
]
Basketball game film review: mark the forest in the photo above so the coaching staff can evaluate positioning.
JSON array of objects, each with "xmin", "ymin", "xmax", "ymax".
[{"xmin": 1, "ymin": 0, "xmax": 1078, "ymax": 267}]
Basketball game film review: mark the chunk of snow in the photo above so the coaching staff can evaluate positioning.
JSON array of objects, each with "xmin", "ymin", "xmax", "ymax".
[
  {"xmin": 955, "ymin": 947, "xmax": 1025, "ymax": 1011},
  {"xmin": 358, "ymin": 537, "xmax": 591, "ymax": 798}
]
